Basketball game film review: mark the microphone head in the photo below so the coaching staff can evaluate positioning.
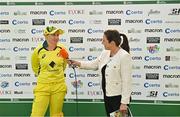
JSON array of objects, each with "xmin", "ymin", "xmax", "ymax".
[{"xmin": 59, "ymin": 48, "xmax": 69, "ymax": 59}]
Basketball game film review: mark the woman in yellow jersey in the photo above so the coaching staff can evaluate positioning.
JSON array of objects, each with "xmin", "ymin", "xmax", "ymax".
[{"xmin": 31, "ymin": 26, "xmax": 68, "ymax": 117}]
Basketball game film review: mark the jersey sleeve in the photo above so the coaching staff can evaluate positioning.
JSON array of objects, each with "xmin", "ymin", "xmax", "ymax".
[
  {"xmin": 58, "ymin": 43, "xmax": 68, "ymax": 71},
  {"xmin": 31, "ymin": 46, "xmax": 41, "ymax": 76}
]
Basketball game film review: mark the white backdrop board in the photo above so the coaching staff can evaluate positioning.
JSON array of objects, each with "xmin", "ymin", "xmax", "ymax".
[{"xmin": 0, "ymin": 1, "xmax": 180, "ymax": 101}]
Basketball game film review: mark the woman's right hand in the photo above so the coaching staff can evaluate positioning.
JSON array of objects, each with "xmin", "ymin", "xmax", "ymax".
[{"xmin": 67, "ymin": 60, "xmax": 81, "ymax": 67}]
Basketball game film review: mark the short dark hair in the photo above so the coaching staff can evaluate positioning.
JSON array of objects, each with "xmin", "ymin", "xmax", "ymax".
[{"xmin": 104, "ymin": 30, "xmax": 130, "ymax": 53}]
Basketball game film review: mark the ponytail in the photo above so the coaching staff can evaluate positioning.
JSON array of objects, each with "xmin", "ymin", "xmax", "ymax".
[{"xmin": 120, "ymin": 33, "xmax": 130, "ymax": 53}]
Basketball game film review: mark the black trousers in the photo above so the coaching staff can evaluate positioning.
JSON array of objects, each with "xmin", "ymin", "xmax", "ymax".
[{"xmin": 103, "ymin": 94, "xmax": 122, "ymax": 116}]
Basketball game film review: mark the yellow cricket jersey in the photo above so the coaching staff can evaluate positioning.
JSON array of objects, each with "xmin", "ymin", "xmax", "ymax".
[{"xmin": 31, "ymin": 41, "xmax": 67, "ymax": 83}]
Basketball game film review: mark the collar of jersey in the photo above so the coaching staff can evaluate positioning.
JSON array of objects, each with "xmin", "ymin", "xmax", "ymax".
[{"xmin": 42, "ymin": 40, "xmax": 57, "ymax": 51}]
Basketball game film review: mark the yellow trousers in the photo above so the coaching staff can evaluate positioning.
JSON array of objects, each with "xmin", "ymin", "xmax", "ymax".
[{"xmin": 31, "ymin": 82, "xmax": 67, "ymax": 117}]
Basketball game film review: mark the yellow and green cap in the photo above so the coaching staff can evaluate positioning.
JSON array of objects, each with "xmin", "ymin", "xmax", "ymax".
[{"xmin": 43, "ymin": 26, "xmax": 64, "ymax": 36}]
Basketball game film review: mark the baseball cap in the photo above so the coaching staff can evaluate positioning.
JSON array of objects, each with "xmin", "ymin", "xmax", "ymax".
[{"xmin": 43, "ymin": 26, "xmax": 64, "ymax": 36}]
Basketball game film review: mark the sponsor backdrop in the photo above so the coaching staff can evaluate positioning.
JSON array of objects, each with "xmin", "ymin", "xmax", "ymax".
[{"xmin": 0, "ymin": 2, "xmax": 180, "ymax": 101}]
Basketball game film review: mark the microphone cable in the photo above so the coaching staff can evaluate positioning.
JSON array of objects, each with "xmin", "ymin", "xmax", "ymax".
[{"xmin": 72, "ymin": 66, "xmax": 79, "ymax": 117}]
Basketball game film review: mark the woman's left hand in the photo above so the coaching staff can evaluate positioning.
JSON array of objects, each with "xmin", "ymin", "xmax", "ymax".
[{"xmin": 119, "ymin": 103, "xmax": 128, "ymax": 116}]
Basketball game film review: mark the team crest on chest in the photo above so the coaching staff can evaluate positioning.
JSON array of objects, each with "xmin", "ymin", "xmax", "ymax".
[{"xmin": 42, "ymin": 54, "xmax": 46, "ymax": 59}]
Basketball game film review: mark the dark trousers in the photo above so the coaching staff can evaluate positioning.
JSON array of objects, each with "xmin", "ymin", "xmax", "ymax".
[
  {"xmin": 103, "ymin": 94, "xmax": 131, "ymax": 117},
  {"xmin": 103, "ymin": 94, "xmax": 122, "ymax": 116}
]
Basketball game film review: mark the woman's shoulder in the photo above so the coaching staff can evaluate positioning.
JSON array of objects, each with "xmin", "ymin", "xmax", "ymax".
[
  {"xmin": 32, "ymin": 44, "xmax": 43, "ymax": 54},
  {"xmin": 119, "ymin": 48, "xmax": 131, "ymax": 58},
  {"xmin": 97, "ymin": 50, "xmax": 111, "ymax": 61}
]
